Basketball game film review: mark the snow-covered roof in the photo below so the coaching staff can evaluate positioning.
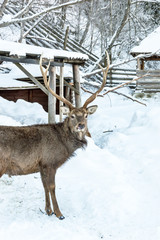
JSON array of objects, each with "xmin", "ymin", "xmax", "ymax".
[
  {"xmin": 130, "ymin": 26, "xmax": 160, "ymax": 56},
  {"xmin": 0, "ymin": 39, "xmax": 89, "ymax": 62}
]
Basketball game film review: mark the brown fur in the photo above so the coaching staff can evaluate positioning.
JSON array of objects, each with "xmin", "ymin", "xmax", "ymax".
[{"xmin": 0, "ymin": 106, "xmax": 97, "ymax": 219}]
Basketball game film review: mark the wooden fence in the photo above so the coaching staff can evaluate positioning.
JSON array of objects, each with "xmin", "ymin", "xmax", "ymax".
[{"xmin": 107, "ymin": 68, "xmax": 136, "ymax": 87}]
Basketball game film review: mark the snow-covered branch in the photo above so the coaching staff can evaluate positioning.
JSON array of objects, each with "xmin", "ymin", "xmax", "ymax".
[
  {"xmin": 12, "ymin": 0, "xmax": 34, "ymax": 19},
  {"xmin": 0, "ymin": 0, "xmax": 89, "ymax": 28},
  {"xmin": 83, "ymin": 51, "xmax": 160, "ymax": 79},
  {"xmin": 23, "ymin": 15, "xmax": 46, "ymax": 39}
]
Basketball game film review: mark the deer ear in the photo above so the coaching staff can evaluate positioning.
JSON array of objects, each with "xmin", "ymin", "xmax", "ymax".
[
  {"xmin": 87, "ymin": 105, "xmax": 98, "ymax": 115},
  {"xmin": 61, "ymin": 106, "xmax": 70, "ymax": 115}
]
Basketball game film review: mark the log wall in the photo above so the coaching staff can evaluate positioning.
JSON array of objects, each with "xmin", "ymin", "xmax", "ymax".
[
  {"xmin": 136, "ymin": 70, "xmax": 160, "ymax": 92},
  {"xmin": 0, "ymin": 87, "xmax": 70, "ymax": 113}
]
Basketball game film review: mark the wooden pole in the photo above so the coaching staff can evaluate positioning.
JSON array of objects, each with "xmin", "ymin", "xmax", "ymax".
[
  {"xmin": 72, "ymin": 64, "xmax": 81, "ymax": 108},
  {"xmin": 48, "ymin": 66, "xmax": 56, "ymax": 123},
  {"xmin": 59, "ymin": 66, "xmax": 64, "ymax": 122}
]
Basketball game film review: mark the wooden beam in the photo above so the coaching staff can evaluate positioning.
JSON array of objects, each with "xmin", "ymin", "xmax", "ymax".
[
  {"xmin": 14, "ymin": 63, "xmax": 48, "ymax": 95},
  {"xmin": 0, "ymin": 55, "xmax": 85, "ymax": 65},
  {"xmin": 72, "ymin": 64, "xmax": 81, "ymax": 108},
  {"xmin": 48, "ymin": 66, "xmax": 56, "ymax": 123}
]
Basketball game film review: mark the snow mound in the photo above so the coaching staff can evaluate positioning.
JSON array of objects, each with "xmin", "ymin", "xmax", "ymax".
[{"xmin": 0, "ymin": 90, "xmax": 160, "ymax": 240}]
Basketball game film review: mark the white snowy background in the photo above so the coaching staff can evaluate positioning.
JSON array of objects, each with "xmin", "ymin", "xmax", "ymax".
[
  {"xmin": 0, "ymin": 1, "xmax": 160, "ymax": 238},
  {"xmin": 0, "ymin": 24, "xmax": 160, "ymax": 239},
  {"xmin": 0, "ymin": 76, "xmax": 160, "ymax": 239}
]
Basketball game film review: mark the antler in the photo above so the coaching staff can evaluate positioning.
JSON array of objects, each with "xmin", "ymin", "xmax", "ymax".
[
  {"xmin": 83, "ymin": 51, "xmax": 110, "ymax": 108},
  {"xmin": 40, "ymin": 55, "xmax": 74, "ymax": 110}
]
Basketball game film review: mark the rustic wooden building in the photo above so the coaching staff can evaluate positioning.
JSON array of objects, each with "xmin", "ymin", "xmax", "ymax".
[
  {"xmin": 130, "ymin": 26, "xmax": 160, "ymax": 92},
  {"xmin": 0, "ymin": 39, "xmax": 88, "ymax": 122}
]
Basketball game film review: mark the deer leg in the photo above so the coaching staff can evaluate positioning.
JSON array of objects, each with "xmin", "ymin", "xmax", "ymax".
[
  {"xmin": 40, "ymin": 166, "xmax": 53, "ymax": 215},
  {"xmin": 0, "ymin": 168, "xmax": 5, "ymax": 178},
  {"xmin": 48, "ymin": 168, "xmax": 65, "ymax": 220}
]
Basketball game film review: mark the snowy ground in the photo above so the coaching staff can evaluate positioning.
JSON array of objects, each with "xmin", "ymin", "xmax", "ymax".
[{"xmin": 0, "ymin": 89, "xmax": 160, "ymax": 240}]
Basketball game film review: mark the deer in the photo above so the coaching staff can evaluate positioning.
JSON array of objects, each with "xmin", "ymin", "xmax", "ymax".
[{"xmin": 0, "ymin": 52, "xmax": 110, "ymax": 220}]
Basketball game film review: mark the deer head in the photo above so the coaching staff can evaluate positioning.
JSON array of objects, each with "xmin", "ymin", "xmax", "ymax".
[{"xmin": 40, "ymin": 52, "xmax": 110, "ymax": 139}]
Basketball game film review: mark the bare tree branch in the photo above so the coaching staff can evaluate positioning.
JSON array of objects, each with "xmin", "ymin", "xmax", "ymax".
[
  {"xmin": 0, "ymin": 0, "xmax": 90, "ymax": 28},
  {"xmin": 0, "ymin": 0, "xmax": 8, "ymax": 17}
]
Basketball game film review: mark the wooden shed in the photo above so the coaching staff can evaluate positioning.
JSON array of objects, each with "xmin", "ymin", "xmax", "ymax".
[
  {"xmin": 0, "ymin": 39, "xmax": 88, "ymax": 123},
  {"xmin": 130, "ymin": 26, "xmax": 160, "ymax": 92}
]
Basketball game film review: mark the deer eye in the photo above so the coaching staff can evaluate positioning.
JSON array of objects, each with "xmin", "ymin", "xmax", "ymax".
[
  {"xmin": 84, "ymin": 114, "xmax": 88, "ymax": 119},
  {"xmin": 71, "ymin": 114, "xmax": 75, "ymax": 119}
]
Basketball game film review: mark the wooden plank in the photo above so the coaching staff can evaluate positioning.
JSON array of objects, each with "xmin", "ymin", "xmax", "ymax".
[
  {"xmin": 72, "ymin": 64, "xmax": 81, "ymax": 108},
  {"xmin": 138, "ymin": 79, "xmax": 160, "ymax": 84},
  {"xmin": 0, "ymin": 55, "xmax": 64, "ymax": 66},
  {"xmin": 137, "ymin": 70, "xmax": 160, "ymax": 76},
  {"xmin": 48, "ymin": 66, "xmax": 56, "ymax": 123},
  {"xmin": 137, "ymin": 84, "xmax": 160, "ymax": 89},
  {"xmin": 0, "ymin": 86, "xmax": 39, "ymax": 90}
]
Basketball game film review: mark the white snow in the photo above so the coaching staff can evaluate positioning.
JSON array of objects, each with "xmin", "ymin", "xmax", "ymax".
[
  {"xmin": 131, "ymin": 26, "xmax": 160, "ymax": 55},
  {"xmin": 0, "ymin": 62, "xmax": 82, "ymax": 87},
  {"xmin": 0, "ymin": 62, "xmax": 36, "ymax": 87},
  {"xmin": 0, "ymin": 86, "xmax": 160, "ymax": 240},
  {"xmin": 0, "ymin": 39, "xmax": 89, "ymax": 60}
]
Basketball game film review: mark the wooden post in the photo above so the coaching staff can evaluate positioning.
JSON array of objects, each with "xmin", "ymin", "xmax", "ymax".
[
  {"xmin": 141, "ymin": 59, "xmax": 144, "ymax": 70},
  {"xmin": 137, "ymin": 58, "xmax": 144, "ymax": 70},
  {"xmin": 48, "ymin": 66, "xmax": 56, "ymax": 123},
  {"xmin": 59, "ymin": 66, "xmax": 64, "ymax": 122},
  {"xmin": 72, "ymin": 64, "xmax": 81, "ymax": 108}
]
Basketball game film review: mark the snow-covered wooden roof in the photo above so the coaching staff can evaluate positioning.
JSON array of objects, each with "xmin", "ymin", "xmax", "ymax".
[
  {"xmin": 0, "ymin": 39, "xmax": 88, "ymax": 64},
  {"xmin": 130, "ymin": 26, "xmax": 160, "ymax": 57}
]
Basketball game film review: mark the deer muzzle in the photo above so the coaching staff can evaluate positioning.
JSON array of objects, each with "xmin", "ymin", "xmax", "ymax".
[{"xmin": 77, "ymin": 123, "xmax": 85, "ymax": 131}]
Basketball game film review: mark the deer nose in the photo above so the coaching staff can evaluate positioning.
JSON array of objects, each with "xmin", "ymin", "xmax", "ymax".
[{"xmin": 78, "ymin": 123, "xmax": 85, "ymax": 130}]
